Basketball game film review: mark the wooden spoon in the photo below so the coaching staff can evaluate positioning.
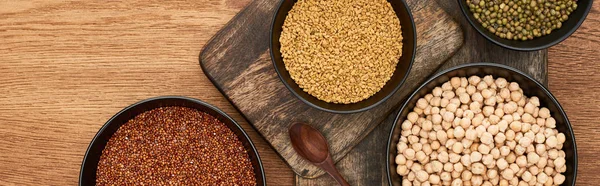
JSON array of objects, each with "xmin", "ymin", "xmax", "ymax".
[{"xmin": 288, "ymin": 123, "xmax": 350, "ymax": 186}]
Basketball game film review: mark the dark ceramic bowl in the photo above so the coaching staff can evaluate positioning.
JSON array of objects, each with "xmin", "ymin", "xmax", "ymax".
[
  {"xmin": 270, "ymin": 0, "xmax": 417, "ymax": 114},
  {"xmin": 458, "ymin": 0, "xmax": 593, "ymax": 51},
  {"xmin": 79, "ymin": 96, "xmax": 265, "ymax": 186},
  {"xmin": 387, "ymin": 63, "xmax": 577, "ymax": 185}
]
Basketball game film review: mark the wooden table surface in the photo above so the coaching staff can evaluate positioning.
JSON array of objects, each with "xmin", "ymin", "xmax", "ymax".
[{"xmin": 0, "ymin": 1, "xmax": 598, "ymax": 185}]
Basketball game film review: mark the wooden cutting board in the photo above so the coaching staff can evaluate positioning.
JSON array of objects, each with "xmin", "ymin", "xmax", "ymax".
[
  {"xmin": 199, "ymin": 0, "xmax": 463, "ymax": 178},
  {"xmin": 296, "ymin": 0, "xmax": 548, "ymax": 184}
]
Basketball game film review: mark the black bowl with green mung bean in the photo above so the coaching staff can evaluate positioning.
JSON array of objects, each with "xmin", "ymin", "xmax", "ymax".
[{"xmin": 458, "ymin": 0, "xmax": 592, "ymax": 51}]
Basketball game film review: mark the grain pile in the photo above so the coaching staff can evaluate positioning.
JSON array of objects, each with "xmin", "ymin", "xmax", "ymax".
[
  {"xmin": 96, "ymin": 107, "xmax": 256, "ymax": 186},
  {"xmin": 395, "ymin": 76, "xmax": 569, "ymax": 186},
  {"xmin": 280, "ymin": 0, "xmax": 403, "ymax": 104}
]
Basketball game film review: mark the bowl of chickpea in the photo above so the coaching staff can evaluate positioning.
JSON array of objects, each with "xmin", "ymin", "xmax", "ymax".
[{"xmin": 387, "ymin": 63, "xmax": 577, "ymax": 186}]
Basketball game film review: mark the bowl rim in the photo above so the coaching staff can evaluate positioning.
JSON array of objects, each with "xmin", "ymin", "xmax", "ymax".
[
  {"xmin": 457, "ymin": 0, "xmax": 593, "ymax": 51},
  {"xmin": 385, "ymin": 62, "xmax": 578, "ymax": 185},
  {"xmin": 78, "ymin": 96, "xmax": 266, "ymax": 186},
  {"xmin": 269, "ymin": 0, "xmax": 417, "ymax": 114}
]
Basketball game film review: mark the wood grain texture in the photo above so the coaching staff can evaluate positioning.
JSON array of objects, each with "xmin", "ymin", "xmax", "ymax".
[
  {"xmin": 0, "ymin": 1, "xmax": 294, "ymax": 185},
  {"xmin": 548, "ymin": 2, "xmax": 600, "ymax": 185},
  {"xmin": 0, "ymin": 0, "xmax": 598, "ymax": 186},
  {"xmin": 200, "ymin": 0, "xmax": 463, "ymax": 178},
  {"xmin": 296, "ymin": 0, "xmax": 549, "ymax": 184}
]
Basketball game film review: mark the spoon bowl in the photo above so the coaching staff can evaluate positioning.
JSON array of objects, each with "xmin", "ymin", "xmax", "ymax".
[
  {"xmin": 289, "ymin": 123, "xmax": 329, "ymax": 163},
  {"xmin": 289, "ymin": 123, "xmax": 350, "ymax": 186}
]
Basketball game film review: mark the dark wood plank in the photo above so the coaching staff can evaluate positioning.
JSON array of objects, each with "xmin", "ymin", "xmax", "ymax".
[
  {"xmin": 200, "ymin": 0, "xmax": 463, "ymax": 177},
  {"xmin": 296, "ymin": 0, "xmax": 549, "ymax": 185}
]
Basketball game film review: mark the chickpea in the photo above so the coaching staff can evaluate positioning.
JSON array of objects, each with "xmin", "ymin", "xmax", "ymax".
[
  {"xmin": 548, "ymin": 149, "xmax": 559, "ymax": 160},
  {"xmin": 475, "ymin": 125, "xmax": 486, "ymax": 137},
  {"xmin": 482, "ymin": 106, "xmax": 494, "ymax": 116},
  {"xmin": 431, "ymin": 107, "xmax": 440, "ymax": 115},
  {"xmin": 396, "ymin": 154, "xmax": 407, "ymax": 165},
  {"xmin": 450, "ymin": 153, "xmax": 462, "ymax": 163},
  {"xmin": 407, "ymin": 160, "xmax": 414, "ymax": 170},
  {"xmin": 505, "ymin": 130, "xmax": 516, "ymax": 141},
  {"xmin": 466, "ymin": 85, "xmax": 477, "ymax": 95},
  {"xmin": 452, "ymin": 179, "xmax": 463, "ymax": 186},
  {"xmin": 544, "ymin": 128, "xmax": 555, "ymax": 138},
  {"xmin": 508, "ymin": 82, "xmax": 520, "ymax": 91},
  {"xmin": 402, "ymin": 178, "xmax": 412, "ymax": 186},
  {"xmin": 495, "ymin": 107, "xmax": 505, "ymax": 118},
  {"xmin": 537, "ymin": 156, "xmax": 548, "ymax": 169},
  {"xmin": 516, "ymin": 155, "xmax": 527, "ymax": 167},
  {"xmin": 472, "ymin": 116, "xmax": 484, "ymax": 127},
  {"xmin": 494, "ymin": 133, "xmax": 506, "ymax": 144},
  {"xmin": 444, "ymin": 162, "xmax": 454, "ymax": 172},
  {"xmin": 456, "ymin": 93, "xmax": 469, "ymax": 104},
  {"xmin": 478, "ymin": 144, "xmax": 491, "ymax": 154},
  {"xmin": 537, "ymin": 172, "xmax": 549, "ymax": 184},
  {"xmin": 417, "ymin": 151, "xmax": 429, "ymax": 163},
  {"xmin": 510, "ymin": 91, "xmax": 522, "ymax": 102},
  {"xmin": 431, "ymin": 97, "xmax": 442, "ymax": 107},
  {"xmin": 557, "ymin": 133, "xmax": 566, "ymax": 144},
  {"xmin": 431, "ymin": 160, "xmax": 444, "ymax": 173},
  {"xmin": 506, "ymin": 153, "xmax": 517, "ymax": 163},
  {"xmin": 482, "ymin": 154, "xmax": 494, "ymax": 166},
  {"xmin": 416, "ymin": 170, "xmax": 429, "ymax": 182},
  {"xmin": 554, "ymin": 157, "xmax": 566, "ymax": 168},
  {"xmin": 546, "ymin": 136, "xmax": 558, "ymax": 148},
  {"xmin": 408, "ymin": 112, "xmax": 419, "ymax": 123},
  {"xmin": 432, "ymin": 87, "xmax": 443, "ymax": 97},
  {"xmin": 468, "ymin": 76, "xmax": 481, "ymax": 85},
  {"xmin": 544, "ymin": 167, "xmax": 554, "ymax": 177},
  {"xmin": 412, "ymin": 180, "xmax": 421, "ymax": 186},
  {"xmin": 501, "ymin": 168, "xmax": 514, "ymax": 180},
  {"xmin": 443, "ymin": 91, "xmax": 456, "ymax": 100},
  {"xmin": 477, "ymin": 81, "xmax": 488, "ymax": 91},
  {"xmin": 452, "ymin": 142, "xmax": 464, "ymax": 154},
  {"xmin": 439, "ymin": 151, "xmax": 450, "ymax": 163},
  {"xmin": 441, "ymin": 172, "xmax": 452, "ymax": 182},
  {"xmin": 554, "ymin": 174, "xmax": 566, "ymax": 185},
  {"xmin": 515, "ymin": 145, "xmax": 526, "ymax": 155},
  {"xmin": 404, "ymin": 148, "xmax": 416, "ymax": 160},
  {"xmin": 471, "ymin": 92, "xmax": 484, "ymax": 103},
  {"xmin": 450, "ymin": 77, "xmax": 461, "ymax": 88},
  {"xmin": 545, "ymin": 117, "xmax": 556, "ymax": 129},
  {"xmin": 472, "ymin": 176, "xmax": 484, "ymax": 186},
  {"xmin": 461, "ymin": 170, "xmax": 473, "ymax": 181},
  {"xmin": 518, "ymin": 136, "xmax": 533, "ymax": 147},
  {"xmin": 480, "ymin": 132, "xmax": 494, "ymax": 145},
  {"xmin": 443, "ymin": 112, "xmax": 455, "ymax": 122},
  {"xmin": 397, "ymin": 165, "xmax": 410, "ymax": 175},
  {"xmin": 427, "ymin": 175, "xmax": 440, "ymax": 185},
  {"xmin": 481, "ymin": 89, "xmax": 494, "ymax": 99},
  {"xmin": 460, "ymin": 77, "xmax": 468, "ymax": 87},
  {"xmin": 470, "ymin": 102, "xmax": 482, "ymax": 113},
  {"xmin": 409, "ymin": 135, "xmax": 419, "ymax": 144},
  {"xmin": 502, "ymin": 114, "xmax": 514, "ymax": 124},
  {"xmin": 503, "ymin": 102, "xmax": 518, "ymax": 114},
  {"xmin": 472, "ymin": 163, "xmax": 486, "ymax": 175}
]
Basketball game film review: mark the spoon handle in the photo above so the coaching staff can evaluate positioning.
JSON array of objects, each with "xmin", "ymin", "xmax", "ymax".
[{"xmin": 320, "ymin": 156, "xmax": 350, "ymax": 186}]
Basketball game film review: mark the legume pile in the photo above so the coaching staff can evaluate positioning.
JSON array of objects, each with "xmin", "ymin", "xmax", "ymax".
[
  {"xmin": 96, "ymin": 107, "xmax": 256, "ymax": 186},
  {"xmin": 395, "ymin": 76, "xmax": 568, "ymax": 186},
  {"xmin": 466, "ymin": 0, "xmax": 578, "ymax": 40},
  {"xmin": 280, "ymin": 0, "xmax": 403, "ymax": 104}
]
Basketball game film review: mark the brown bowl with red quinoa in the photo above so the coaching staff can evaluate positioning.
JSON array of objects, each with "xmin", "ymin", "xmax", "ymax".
[{"xmin": 80, "ymin": 96, "xmax": 265, "ymax": 186}]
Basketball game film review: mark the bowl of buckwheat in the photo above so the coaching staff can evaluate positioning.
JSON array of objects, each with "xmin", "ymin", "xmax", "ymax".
[
  {"xmin": 270, "ymin": 0, "xmax": 416, "ymax": 113},
  {"xmin": 387, "ymin": 63, "xmax": 577, "ymax": 186}
]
